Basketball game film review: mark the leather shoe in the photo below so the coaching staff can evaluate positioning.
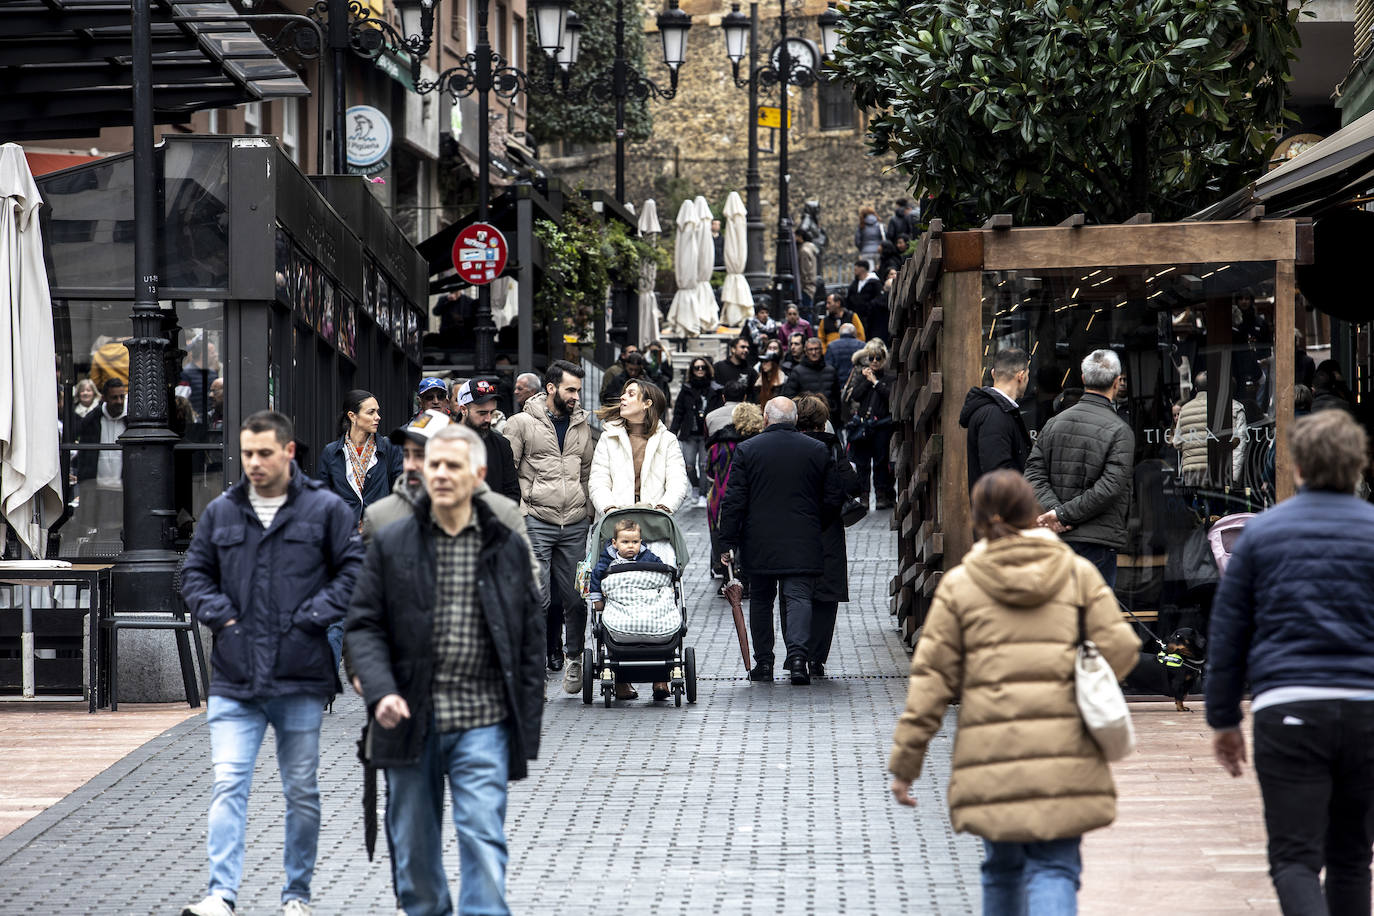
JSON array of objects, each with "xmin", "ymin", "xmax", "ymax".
[
  {"xmin": 748, "ymin": 663, "xmax": 773, "ymax": 682},
  {"xmin": 547, "ymin": 652, "xmax": 564, "ymax": 672},
  {"xmin": 784, "ymin": 655, "xmax": 810, "ymax": 686},
  {"xmin": 808, "ymin": 660, "xmax": 825, "ymax": 678}
]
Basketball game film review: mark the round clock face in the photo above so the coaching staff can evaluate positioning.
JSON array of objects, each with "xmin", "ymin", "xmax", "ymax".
[{"xmin": 771, "ymin": 38, "xmax": 818, "ymax": 74}]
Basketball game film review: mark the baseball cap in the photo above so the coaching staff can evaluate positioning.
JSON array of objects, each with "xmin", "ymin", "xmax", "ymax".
[
  {"xmin": 456, "ymin": 378, "xmax": 499, "ymax": 407},
  {"xmin": 389, "ymin": 409, "xmax": 453, "ymax": 446},
  {"xmin": 417, "ymin": 377, "xmax": 448, "ymax": 397},
  {"xmin": 760, "ymin": 351, "xmax": 779, "ymax": 363}
]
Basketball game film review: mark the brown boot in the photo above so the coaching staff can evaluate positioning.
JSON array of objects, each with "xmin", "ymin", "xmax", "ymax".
[{"xmin": 614, "ymin": 682, "xmax": 639, "ymax": 700}]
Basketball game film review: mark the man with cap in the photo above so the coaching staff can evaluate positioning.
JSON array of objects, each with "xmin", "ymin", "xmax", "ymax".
[
  {"xmin": 456, "ymin": 379, "xmax": 520, "ymax": 503},
  {"xmin": 415, "ymin": 377, "xmax": 452, "ymax": 421}
]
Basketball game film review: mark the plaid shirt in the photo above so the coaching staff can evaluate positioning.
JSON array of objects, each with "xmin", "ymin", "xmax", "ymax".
[{"xmin": 431, "ymin": 511, "xmax": 507, "ymax": 732}]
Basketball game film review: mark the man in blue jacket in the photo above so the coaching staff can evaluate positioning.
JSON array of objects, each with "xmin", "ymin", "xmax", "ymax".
[
  {"xmin": 1208, "ymin": 409, "xmax": 1374, "ymax": 916},
  {"xmin": 180, "ymin": 410, "xmax": 363, "ymax": 916}
]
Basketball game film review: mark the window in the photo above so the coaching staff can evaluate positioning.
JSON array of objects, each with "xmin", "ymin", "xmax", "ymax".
[
  {"xmin": 451, "ymin": 0, "xmax": 463, "ymax": 43},
  {"xmin": 280, "ymin": 99, "xmax": 300, "ymax": 164},
  {"xmin": 493, "ymin": 2, "xmax": 507, "ymax": 58},
  {"xmin": 817, "ymin": 76, "xmax": 856, "ymax": 131},
  {"xmin": 467, "ymin": 0, "xmax": 478, "ymax": 55},
  {"xmin": 243, "ymin": 101, "xmax": 263, "ymax": 135},
  {"xmin": 512, "ymin": 15, "xmax": 524, "ymax": 76}
]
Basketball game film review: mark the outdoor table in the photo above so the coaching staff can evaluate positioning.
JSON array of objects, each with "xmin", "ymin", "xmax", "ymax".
[{"xmin": 0, "ymin": 562, "xmax": 112, "ymax": 713}]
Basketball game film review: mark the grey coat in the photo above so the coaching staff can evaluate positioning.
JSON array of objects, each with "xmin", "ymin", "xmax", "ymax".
[{"xmin": 1023, "ymin": 393, "xmax": 1134, "ymax": 549}]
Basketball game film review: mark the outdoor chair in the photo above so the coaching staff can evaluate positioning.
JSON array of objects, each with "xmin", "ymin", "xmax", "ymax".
[{"xmin": 100, "ymin": 560, "xmax": 208, "ymax": 711}]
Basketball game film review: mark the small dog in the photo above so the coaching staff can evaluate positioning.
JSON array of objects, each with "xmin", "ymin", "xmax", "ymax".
[{"xmin": 1123, "ymin": 627, "xmax": 1207, "ymax": 711}]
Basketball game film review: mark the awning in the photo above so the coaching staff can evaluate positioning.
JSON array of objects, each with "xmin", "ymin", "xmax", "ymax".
[
  {"xmin": 1190, "ymin": 109, "xmax": 1374, "ymax": 221},
  {"xmin": 0, "ymin": 0, "xmax": 308, "ymax": 142}
]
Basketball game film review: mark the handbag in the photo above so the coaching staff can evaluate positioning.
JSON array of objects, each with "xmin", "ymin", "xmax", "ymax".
[
  {"xmin": 840, "ymin": 496, "xmax": 868, "ymax": 527},
  {"xmin": 1071, "ymin": 569, "xmax": 1135, "ymax": 761}
]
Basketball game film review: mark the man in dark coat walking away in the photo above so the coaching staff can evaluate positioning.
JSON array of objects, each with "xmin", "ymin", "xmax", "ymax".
[
  {"xmin": 718, "ymin": 397, "xmax": 840, "ymax": 686},
  {"xmin": 347, "ymin": 422, "xmax": 544, "ymax": 916},
  {"xmin": 1024, "ymin": 349, "xmax": 1134, "ymax": 588},
  {"xmin": 179, "ymin": 411, "xmax": 363, "ymax": 916},
  {"xmin": 1208, "ymin": 410, "xmax": 1374, "ymax": 916},
  {"xmin": 457, "ymin": 378, "xmax": 520, "ymax": 503},
  {"xmin": 959, "ymin": 347, "xmax": 1032, "ymax": 492}
]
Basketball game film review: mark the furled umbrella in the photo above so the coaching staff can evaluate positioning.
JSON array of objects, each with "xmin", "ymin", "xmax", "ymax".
[
  {"xmin": 355, "ymin": 724, "xmax": 378, "ymax": 860},
  {"xmin": 636, "ymin": 199, "xmax": 662, "ymax": 348},
  {"xmin": 665, "ymin": 199, "xmax": 700, "ymax": 336},
  {"xmin": 719, "ymin": 191, "xmax": 752, "ymax": 327},
  {"xmin": 691, "ymin": 195, "xmax": 719, "ymax": 332},
  {"xmin": 0, "ymin": 144, "xmax": 62, "ymax": 559},
  {"xmin": 722, "ymin": 556, "xmax": 751, "ymax": 671}
]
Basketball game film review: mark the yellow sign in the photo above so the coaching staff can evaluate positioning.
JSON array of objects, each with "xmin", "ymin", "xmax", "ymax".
[{"xmin": 756, "ymin": 106, "xmax": 792, "ymax": 129}]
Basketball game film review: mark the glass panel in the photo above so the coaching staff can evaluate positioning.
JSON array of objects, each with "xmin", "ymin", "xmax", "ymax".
[
  {"xmin": 177, "ymin": 299, "xmax": 225, "ymax": 442},
  {"xmin": 275, "ymin": 227, "xmax": 291, "ymax": 305},
  {"xmin": 320, "ymin": 273, "xmax": 337, "ymax": 345},
  {"xmin": 338, "ymin": 297, "xmax": 357, "ymax": 360},
  {"xmin": 980, "ymin": 262, "xmax": 1279, "ymax": 631},
  {"xmin": 162, "ymin": 141, "xmax": 230, "ymax": 289}
]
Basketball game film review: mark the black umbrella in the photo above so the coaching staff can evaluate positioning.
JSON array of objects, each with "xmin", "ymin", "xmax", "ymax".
[{"xmin": 355, "ymin": 723, "xmax": 378, "ymax": 861}]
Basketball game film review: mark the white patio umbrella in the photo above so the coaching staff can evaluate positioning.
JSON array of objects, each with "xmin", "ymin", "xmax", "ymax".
[
  {"xmin": 691, "ymin": 195, "xmax": 719, "ymax": 332},
  {"xmin": 636, "ymin": 199, "xmax": 662, "ymax": 347},
  {"xmin": 719, "ymin": 191, "xmax": 752, "ymax": 326},
  {"xmin": 1, "ymin": 144, "xmax": 65, "ymax": 701},
  {"xmin": 665, "ymin": 198, "xmax": 700, "ymax": 336},
  {"xmin": 0, "ymin": 144, "xmax": 62, "ymax": 558}
]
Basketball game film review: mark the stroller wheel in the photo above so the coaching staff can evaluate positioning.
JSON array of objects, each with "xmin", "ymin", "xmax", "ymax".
[
  {"xmin": 674, "ymin": 686, "xmax": 682, "ymax": 707},
  {"xmin": 581, "ymin": 648, "xmax": 594, "ymax": 705},
  {"xmin": 685, "ymin": 647, "xmax": 698, "ymax": 704}
]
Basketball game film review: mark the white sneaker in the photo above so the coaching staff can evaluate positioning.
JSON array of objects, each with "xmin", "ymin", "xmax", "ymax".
[
  {"xmin": 563, "ymin": 657, "xmax": 582, "ymax": 694},
  {"xmin": 182, "ymin": 896, "xmax": 234, "ymax": 916},
  {"xmin": 696, "ymin": 495, "xmax": 707, "ymax": 509},
  {"xmin": 282, "ymin": 900, "xmax": 313, "ymax": 916}
]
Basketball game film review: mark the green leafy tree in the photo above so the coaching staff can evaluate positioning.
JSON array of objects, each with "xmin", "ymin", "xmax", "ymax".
[
  {"xmin": 527, "ymin": 0, "xmax": 653, "ymax": 147},
  {"xmin": 829, "ymin": 0, "xmax": 1305, "ymax": 226}
]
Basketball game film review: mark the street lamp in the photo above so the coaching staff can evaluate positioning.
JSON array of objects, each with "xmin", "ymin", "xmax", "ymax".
[
  {"xmin": 721, "ymin": 0, "xmax": 838, "ymax": 314},
  {"xmin": 534, "ymin": 0, "xmax": 692, "ymax": 346}
]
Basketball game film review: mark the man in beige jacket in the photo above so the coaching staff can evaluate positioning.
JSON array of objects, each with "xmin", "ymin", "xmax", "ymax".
[{"xmin": 504, "ymin": 360, "xmax": 596, "ymax": 695}]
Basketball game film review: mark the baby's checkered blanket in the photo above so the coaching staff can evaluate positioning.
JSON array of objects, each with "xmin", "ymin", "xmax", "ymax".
[{"xmin": 601, "ymin": 565, "xmax": 678, "ymax": 641}]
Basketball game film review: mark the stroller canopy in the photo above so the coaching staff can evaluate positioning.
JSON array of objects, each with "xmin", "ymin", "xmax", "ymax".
[{"xmin": 586, "ymin": 506, "xmax": 690, "ymax": 577}]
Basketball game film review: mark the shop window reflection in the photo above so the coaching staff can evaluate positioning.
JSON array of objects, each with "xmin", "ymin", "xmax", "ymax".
[{"xmin": 982, "ymin": 262, "xmax": 1279, "ymax": 636}]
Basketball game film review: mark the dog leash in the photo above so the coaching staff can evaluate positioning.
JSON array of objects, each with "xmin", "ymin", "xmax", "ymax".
[{"xmin": 1116, "ymin": 597, "xmax": 1206, "ymax": 674}]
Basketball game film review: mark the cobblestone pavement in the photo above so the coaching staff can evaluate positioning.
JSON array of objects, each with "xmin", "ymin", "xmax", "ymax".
[{"xmin": 0, "ymin": 507, "xmax": 984, "ymax": 915}]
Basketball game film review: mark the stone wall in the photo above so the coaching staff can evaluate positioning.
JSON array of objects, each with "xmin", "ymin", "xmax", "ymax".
[{"xmin": 541, "ymin": 0, "xmax": 913, "ymax": 283}]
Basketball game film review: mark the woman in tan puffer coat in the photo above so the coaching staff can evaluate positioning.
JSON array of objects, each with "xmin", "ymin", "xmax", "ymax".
[{"xmin": 889, "ymin": 470, "xmax": 1139, "ymax": 915}]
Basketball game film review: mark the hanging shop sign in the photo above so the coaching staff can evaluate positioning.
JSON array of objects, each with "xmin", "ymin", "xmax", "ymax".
[
  {"xmin": 346, "ymin": 104, "xmax": 392, "ymax": 174},
  {"xmin": 757, "ymin": 106, "xmax": 792, "ymax": 129},
  {"xmin": 451, "ymin": 222, "xmax": 509, "ymax": 285}
]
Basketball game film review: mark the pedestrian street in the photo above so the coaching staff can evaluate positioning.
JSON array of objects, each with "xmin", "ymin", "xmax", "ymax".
[{"xmin": 0, "ymin": 506, "xmax": 985, "ymax": 915}]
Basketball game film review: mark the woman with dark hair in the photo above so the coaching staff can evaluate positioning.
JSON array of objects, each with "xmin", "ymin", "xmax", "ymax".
[
  {"xmin": 889, "ymin": 470, "xmax": 1139, "ymax": 915},
  {"xmin": 669, "ymin": 358, "xmax": 724, "ymax": 508},
  {"xmin": 754, "ymin": 351, "xmax": 787, "ymax": 407},
  {"xmin": 589, "ymin": 378, "xmax": 690, "ymax": 700},
  {"xmin": 793, "ymin": 394, "xmax": 861, "ymax": 676},
  {"xmin": 317, "ymin": 389, "xmax": 403, "ymax": 528}
]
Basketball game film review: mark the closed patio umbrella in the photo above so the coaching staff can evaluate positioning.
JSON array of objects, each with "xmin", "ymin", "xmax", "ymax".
[
  {"xmin": 636, "ymin": 199, "xmax": 662, "ymax": 348},
  {"xmin": 665, "ymin": 199, "xmax": 700, "ymax": 336},
  {"xmin": 719, "ymin": 191, "xmax": 752, "ymax": 327},
  {"xmin": 0, "ymin": 143, "xmax": 62, "ymax": 558},
  {"xmin": 692, "ymin": 196, "xmax": 719, "ymax": 332}
]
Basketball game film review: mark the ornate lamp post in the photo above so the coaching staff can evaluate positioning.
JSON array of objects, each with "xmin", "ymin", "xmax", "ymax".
[{"xmin": 721, "ymin": 0, "xmax": 840, "ymax": 313}]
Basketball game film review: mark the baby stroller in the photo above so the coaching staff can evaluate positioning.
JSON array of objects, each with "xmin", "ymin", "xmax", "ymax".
[{"xmin": 577, "ymin": 506, "xmax": 697, "ymax": 708}]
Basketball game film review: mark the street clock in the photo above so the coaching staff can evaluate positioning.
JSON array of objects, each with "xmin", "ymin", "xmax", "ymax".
[{"xmin": 770, "ymin": 38, "xmax": 820, "ymax": 78}]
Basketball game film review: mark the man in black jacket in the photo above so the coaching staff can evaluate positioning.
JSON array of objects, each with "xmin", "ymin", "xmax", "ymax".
[
  {"xmin": 1024, "ymin": 349, "xmax": 1135, "ymax": 587},
  {"xmin": 783, "ymin": 336, "xmax": 840, "ymax": 413},
  {"xmin": 346, "ymin": 422, "xmax": 543, "ymax": 916},
  {"xmin": 959, "ymin": 348, "xmax": 1032, "ymax": 493},
  {"xmin": 457, "ymin": 378, "xmax": 520, "ymax": 502},
  {"xmin": 718, "ymin": 397, "xmax": 840, "ymax": 686},
  {"xmin": 180, "ymin": 411, "xmax": 363, "ymax": 916},
  {"xmin": 846, "ymin": 260, "xmax": 884, "ymax": 328},
  {"xmin": 713, "ymin": 337, "xmax": 759, "ymax": 392}
]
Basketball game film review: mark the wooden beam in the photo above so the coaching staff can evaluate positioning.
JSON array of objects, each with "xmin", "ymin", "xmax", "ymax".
[
  {"xmin": 982, "ymin": 213, "xmax": 1013, "ymax": 230},
  {"xmin": 918, "ymin": 306, "xmax": 944, "ymax": 353},
  {"xmin": 980, "ymin": 219, "xmax": 1300, "ymax": 271},
  {"xmin": 1243, "ymin": 205, "xmax": 1265, "ymax": 221},
  {"xmin": 942, "ymin": 231, "xmax": 984, "ymax": 271},
  {"xmin": 913, "ymin": 372, "xmax": 943, "ymax": 428},
  {"xmin": 915, "ymin": 433, "xmax": 943, "ymax": 486},
  {"xmin": 1057, "ymin": 213, "xmax": 1085, "ymax": 227},
  {"xmin": 1124, "ymin": 212, "xmax": 1153, "ymax": 224}
]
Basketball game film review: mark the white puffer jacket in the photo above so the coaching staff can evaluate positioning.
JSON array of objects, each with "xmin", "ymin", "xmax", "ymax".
[{"xmin": 589, "ymin": 420, "xmax": 690, "ymax": 514}]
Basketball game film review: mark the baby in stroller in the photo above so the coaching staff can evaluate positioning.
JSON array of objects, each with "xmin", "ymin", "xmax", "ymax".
[{"xmin": 589, "ymin": 518, "xmax": 663, "ymax": 610}]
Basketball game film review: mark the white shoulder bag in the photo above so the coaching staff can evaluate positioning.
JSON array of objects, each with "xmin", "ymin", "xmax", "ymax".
[{"xmin": 1072, "ymin": 569, "xmax": 1135, "ymax": 761}]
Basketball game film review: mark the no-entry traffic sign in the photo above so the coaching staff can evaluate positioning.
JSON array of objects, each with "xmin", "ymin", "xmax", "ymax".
[{"xmin": 451, "ymin": 222, "xmax": 509, "ymax": 285}]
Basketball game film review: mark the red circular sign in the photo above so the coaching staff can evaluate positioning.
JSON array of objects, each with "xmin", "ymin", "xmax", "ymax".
[{"xmin": 451, "ymin": 222, "xmax": 509, "ymax": 286}]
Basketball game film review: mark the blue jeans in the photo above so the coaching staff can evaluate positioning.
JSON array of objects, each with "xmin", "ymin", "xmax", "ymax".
[
  {"xmin": 206, "ymin": 694, "xmax": 324, "ymax": 905},
  {"xmin": 386, "ymin": 719, "xmax": 512, "ymax": 916},
  {"xmin": 1069, "ymin": 542, "xmax": 1118, "ymax": 590},
  {"xmin": 981, "ymin": 837, "xmax": 1082, "ymax": 916},
  {"xmin": 327, "ymin": 620, "xmax": 344, "ymax": 672}
]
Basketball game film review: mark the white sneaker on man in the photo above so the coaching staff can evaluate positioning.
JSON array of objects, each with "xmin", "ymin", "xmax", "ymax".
[
  {"xmin": 181, "ymin": 896, "xmax": 234, "ymax": 916},
  {"xmin": 696, "ymin": 495, "xmax": 707, "ymax": 509},
  {"xmin": 281, "ymin": 900, "xmax": 313, "ymax": 916},
  {"xmin": 563, "ymin": 657, "xmax": 582, "ymax": 694}
]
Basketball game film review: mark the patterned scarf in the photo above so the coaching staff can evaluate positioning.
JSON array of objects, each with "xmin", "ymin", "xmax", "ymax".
[{"xmin": 345, "ymin": 433, "xmax": 376, "ymax": 500}]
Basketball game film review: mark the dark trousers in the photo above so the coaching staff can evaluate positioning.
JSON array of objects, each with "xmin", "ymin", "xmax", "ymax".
[
  {"xmin": 1254, "ymin": 700, "xmax": 1374, "ymax": 916},
  {"xmin": 1069, "ymin": 542, "xmax": 1118, "ymax": 590},
  {"xmin": 850, "ymin": 426, "xmax": 894, "ymax": 501},
  {"xmin": 545, "ymin": 593, "xmax": 564, "ymax": 658},
  {"xmin": 749, "ymin": 574, "xmax": 812, "ymax": 667}
]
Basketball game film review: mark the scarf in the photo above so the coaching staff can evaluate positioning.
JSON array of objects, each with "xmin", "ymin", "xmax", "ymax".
[{"xmin": 345, "ymin": 433, "xmax": 376, "ymax": 501}]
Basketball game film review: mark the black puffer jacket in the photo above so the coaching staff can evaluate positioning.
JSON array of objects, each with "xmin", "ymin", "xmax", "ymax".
[
  {"xmin": 345, "ymin": 494, "xmax": 544, "ymax": 776},
  {"xmin": 1023, "ymin": 393, "xmax": 1135, "ymax": 549},
  {"xmin": 783, "ymin": 357, "xmax": 839, "ymax": 410},
  {"xmin": 804, "ymin": 430, "xmax": 862, "ymax": 603},
  {"xmin": 182, "ymin": 466, "xmax": 363, "ymax": 700},
  {"xmin": 669, "ymin": 381, "xmax": 724, "ymax": 440},
  {"xmin": 958, "ymin": 387, "xmax": 1032, "ymax": 492}
]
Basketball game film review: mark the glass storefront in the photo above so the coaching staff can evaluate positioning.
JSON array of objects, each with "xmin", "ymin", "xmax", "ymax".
[{"xmin": 982, "ymin": 261, "xmax": 1280, "ymax": 633}]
